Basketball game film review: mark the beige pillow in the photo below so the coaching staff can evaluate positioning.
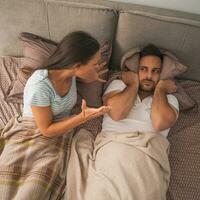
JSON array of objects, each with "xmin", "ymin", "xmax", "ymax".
[
  {"xmin": 7, "ymin": 32, "xmax": 112, "ymax": 106},
  {"xmin": 20, "ymin": 32, "xmax": 57, "ymax": 69},
  {"xmin": 121, "ymin": 47, "xmax": 188, "ymax": 79},
  {"xmin": 116, "ymin": 47, "xmax": 195, "ymax": 110}
]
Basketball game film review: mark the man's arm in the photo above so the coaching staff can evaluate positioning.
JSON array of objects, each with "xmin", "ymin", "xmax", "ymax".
[
  {"xmin": 103, "ymin": 71, "xmax": 139, "ymax": 121},
  {"xmin": 151, "ymin": 80, "xmax": 178, "ymax": 131}
]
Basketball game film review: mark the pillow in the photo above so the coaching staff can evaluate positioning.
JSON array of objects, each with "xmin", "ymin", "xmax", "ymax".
[
  {"xmin": 20, "ymin": 32, "xmax": 57, "ymax": 69},
  {"xmin": 113, "ymin": 47, "xmax": 195, "ymax": 110},
  {"xmin": 6, "ymin": 32, "xmax": 58, "ymax": 103},
  {"xmin": 120, "ymin": 47, "xmax": 188, "ymax": 79},
  {"xmin": 7, "ymin": 32, "xmax": 112, "ymax": 107},
  {"xmin": 175, "ymin": 82, "xmax": 196, "ymax": 111}
]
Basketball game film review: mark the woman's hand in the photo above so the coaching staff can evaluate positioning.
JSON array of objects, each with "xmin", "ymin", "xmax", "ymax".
[
  {"xmin": 94, "ymin": 61, "xmax": 109, "ymax": 83},
  {"xmin": 79, "ymin": 99, "xmax": 111, "ymax": 122},
  {"xmin": 76, "ymin": 61, "xmax": 108, "ymax": 83}
]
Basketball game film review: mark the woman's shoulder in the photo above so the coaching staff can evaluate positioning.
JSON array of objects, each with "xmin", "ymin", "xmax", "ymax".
[
  {"xmin": 25, "ymin": 69, "xmax": 51, "ymax": 91},
  {"xmin": 26, "ymin": 69, "xmax": 48, "ymax": 85}
]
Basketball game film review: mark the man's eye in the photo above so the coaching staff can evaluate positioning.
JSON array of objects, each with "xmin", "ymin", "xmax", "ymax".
[{"xmin": 153, "ymin": 69, "xmax": 161, "ymax": 74}]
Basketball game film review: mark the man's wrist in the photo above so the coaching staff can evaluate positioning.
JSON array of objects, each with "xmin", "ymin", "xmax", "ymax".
[
  {"xmin": 127, "ymin": 81, "xmax": 139, "ymax": 90},
  {"xmin": 154, "ymin": 86, "xmax": 166, "ymax": 96}
]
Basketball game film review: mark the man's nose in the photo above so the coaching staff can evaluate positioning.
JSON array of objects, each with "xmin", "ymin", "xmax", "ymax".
[{"xmin": 147, "ymin": 72, "xmax": 152, "ymax": 79}]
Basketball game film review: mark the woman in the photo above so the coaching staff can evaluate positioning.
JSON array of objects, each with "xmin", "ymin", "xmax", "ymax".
[
  {"xmin": 23, "ymin": 31, "xmax": 110, "ymax": 137},
  {"xmin": 0, "ymin": 31, "xmax": 110, "ymax": 200}
]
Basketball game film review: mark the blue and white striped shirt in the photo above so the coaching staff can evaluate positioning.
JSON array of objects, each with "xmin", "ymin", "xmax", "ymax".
[{"xmin": 23, "ymin": 69, "xmax": 77, "ymax": 121}]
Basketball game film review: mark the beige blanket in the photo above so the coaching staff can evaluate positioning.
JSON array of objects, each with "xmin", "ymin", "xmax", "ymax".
[
  {"xmin": 0, "ymin": 116, "xmax": 73, "ymax": 200},
  {"xmin": 65, "ymin": 129, "xmax": 170, "ymax": 200}
]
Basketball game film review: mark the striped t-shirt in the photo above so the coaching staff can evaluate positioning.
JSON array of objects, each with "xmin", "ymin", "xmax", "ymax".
[{"xmin": 23, "ymin": 69, "xmax": 77, "ymax": 121}]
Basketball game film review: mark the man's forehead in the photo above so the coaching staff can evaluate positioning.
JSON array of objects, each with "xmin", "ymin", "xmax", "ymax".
[
  {"xmin": 139, "ymin": 55, "xmax": 162, "ymax": 67},
  {"xmin": 139, "ymin": 65, "xmax": 161, "ymax": 68}
]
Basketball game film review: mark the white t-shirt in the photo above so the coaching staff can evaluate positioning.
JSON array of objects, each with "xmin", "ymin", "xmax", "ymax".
[{"xmin": 101, "ymin": 80, "xmax": 179, "ymax": 137}]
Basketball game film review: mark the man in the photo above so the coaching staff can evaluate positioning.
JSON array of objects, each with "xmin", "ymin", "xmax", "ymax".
[
  {"xmin": 102, "ymin": 44, "xmax": 179, "ymax": 137},
  {"xmin": 65, "ymin": 44, "xmax": 179, "ymax": 200}
]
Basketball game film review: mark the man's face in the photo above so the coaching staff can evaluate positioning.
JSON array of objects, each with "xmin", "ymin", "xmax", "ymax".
[{"xmin": 138, "ymin": 55, "xmax": 162, "ymax": 92}]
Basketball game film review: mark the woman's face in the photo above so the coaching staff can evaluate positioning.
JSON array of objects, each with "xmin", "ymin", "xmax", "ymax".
[{"xmin": 75, "ymin": 50, "xmax": 101, "ymax": 83}]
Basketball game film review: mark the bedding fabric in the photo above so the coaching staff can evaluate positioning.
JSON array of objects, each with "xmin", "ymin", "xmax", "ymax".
[
  {"xmin": 0, "ymin": 116, "xmax": 73, "ymax": 200},
  {"xmin": 167, "ymin": 80, "xmax": 200, "ymax": 200},
  {"xmin": 0, "ymin": 56, "xmax": 24, "ymax": 127},
  {"xmin": 0, "ymin": 56, "xmax": 21, "ymax": 100},
  {"xmin": 65, "ymin": 129, "xmax": 170, "ymax": 200},
  {"xmin": 67, "ymin": 80, "xmax": 200, "ymax": 200}
]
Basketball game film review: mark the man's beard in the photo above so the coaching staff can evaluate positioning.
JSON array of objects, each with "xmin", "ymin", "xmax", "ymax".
[{"xmin": 139, "ymin": 79, "xmax": 156, "ymax": 92}]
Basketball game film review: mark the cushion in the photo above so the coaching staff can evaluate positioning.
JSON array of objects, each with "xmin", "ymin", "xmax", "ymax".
[
  {"xmin": 120, "ymin": 47, "xmax": 187, "ymax": 79},
  {"xmin": 112, "ymin": 10, "xmax": 200, "ymax": 81},
  {"xmin": 6, "ymin": 32, "xmax": 57, "ymax": 103},
  {"xmin": 20, "ymin": 32, "xmax": 57, "ymax": 68},
  {"xmin": 7, "ymin": 32, "xmax": 112, "ymax": 107}
]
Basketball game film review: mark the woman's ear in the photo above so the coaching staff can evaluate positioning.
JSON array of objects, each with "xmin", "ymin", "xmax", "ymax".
[
  {"xmin": 72, "ymin": 63, "xmax": 81, "ymax": 69},
  {"xmin": 72, "ymin": 63, "xmax": 82, "ymax": 76}
]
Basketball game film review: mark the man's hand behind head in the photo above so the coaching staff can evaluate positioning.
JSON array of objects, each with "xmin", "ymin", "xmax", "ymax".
[
  {"xmin": 156, "ymin": 79, "xmax": 177, "ymax": 94},
  {"xmin": 121, "ymin": 71, "xmax": 139, "ymax": 88}
]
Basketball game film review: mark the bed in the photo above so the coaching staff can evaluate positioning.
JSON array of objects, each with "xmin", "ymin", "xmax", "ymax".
[{"xmin": 0, "ymin": 0, "xmax": 200, "ymax": 199}]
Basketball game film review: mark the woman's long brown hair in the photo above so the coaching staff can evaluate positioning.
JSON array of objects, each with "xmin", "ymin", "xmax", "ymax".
[{"xmin": 42, "ymin": 31, "xmax": 100, "ymax": 70}]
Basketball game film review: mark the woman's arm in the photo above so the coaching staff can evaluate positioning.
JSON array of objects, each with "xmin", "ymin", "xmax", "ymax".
[{"xmin": 32, "ymin": 99, "xmax": 110, "ymax": 137}]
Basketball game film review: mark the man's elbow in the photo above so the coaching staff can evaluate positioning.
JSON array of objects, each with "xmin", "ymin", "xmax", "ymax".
[
  {"xmin": 152, "ymin": 117, "xmax": 176, "ymax": 131},
  {"xmin": 105, "ymin": 100, "xmax": 125, "ymax": 121},
  {"xmin": 108, "ymin": 110, "xmax": 126, "ymax": 121},
  {"xmin": 110, "ymin": 114, "xmax": 123, "ymax": 121},
  {"xmin": 152, "ymin": 120, "xmax": 166, "ymax": 131}
]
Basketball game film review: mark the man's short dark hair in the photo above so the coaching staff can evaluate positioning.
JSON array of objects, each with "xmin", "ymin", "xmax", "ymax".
[{"xmin": 140, "ymin": 44, "xmax": 163, "ymax": 62}]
